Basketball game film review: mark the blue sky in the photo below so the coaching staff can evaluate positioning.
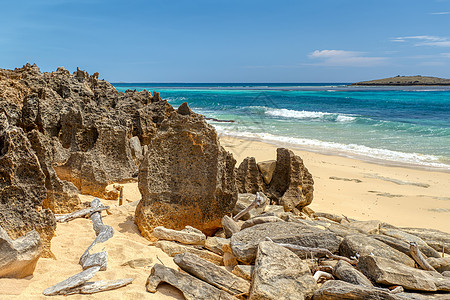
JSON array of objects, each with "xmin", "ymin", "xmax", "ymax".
[{"xmin": 1, "ymin": 0, "xmax": 450, "ymax": 82}]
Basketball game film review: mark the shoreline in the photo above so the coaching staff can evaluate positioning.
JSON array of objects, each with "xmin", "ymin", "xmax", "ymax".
[
  {"xmin": 219, "ymin": 135, "xmax": 450, "ymax": 234},
  {"xmin": 216, "ymin": 133, "xmax": 450, "ymax": 173}
]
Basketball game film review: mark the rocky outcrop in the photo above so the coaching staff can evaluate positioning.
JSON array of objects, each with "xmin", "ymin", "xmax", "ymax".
[
  {"xmin": 230, "ymin": 221, "xmax": 340, "ymax": 264},
  {"xmin": 0, "ymin": 225, "xmax": 42, "ymax": 278},
  {"xmin": 236, "ymin": 148, "xmax": 314, "ymax": 212},
  {"xmin": 135, "ymin": 105, "xmax": 237, "ymax": 238},
  {"xmin": 0, "ymin": 125, "xmax": 56, "ymax": 257}
]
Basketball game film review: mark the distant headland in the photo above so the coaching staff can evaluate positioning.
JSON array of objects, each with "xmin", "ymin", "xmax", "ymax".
[{"xmin": 352, "ymin": 75, "xmax": 450, "ymax": 86}]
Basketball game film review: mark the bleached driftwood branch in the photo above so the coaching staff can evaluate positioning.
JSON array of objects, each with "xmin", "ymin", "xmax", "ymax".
[
  {"xmin": 313, "ymin": 271, "xmax": 333, "ymax": 282},
  {"xmin": 55, "ymin": 206, "xmax": 110, "ymax": 223},
  {"xmin": 79, "ymin": 198, "xmax": 114, "ymax": 270},
  {"xmin": 265, "ymin": 237, "xmax": 358, "ymax": 265},
  {"xmin": 44, "ymin": 198, "xmax": 131, "ymax": 296},
  {"xmin": 233, "ymin": 192, "xmax": 264, "ymax": 221},
  {"xmin": 409, "ymin": 242, "xmax": 437, "ymax": 272}
]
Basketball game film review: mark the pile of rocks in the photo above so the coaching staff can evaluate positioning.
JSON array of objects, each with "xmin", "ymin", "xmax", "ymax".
[{"xmin": 146, "ymin": 193, "xmax": 450, "ymax": 299}]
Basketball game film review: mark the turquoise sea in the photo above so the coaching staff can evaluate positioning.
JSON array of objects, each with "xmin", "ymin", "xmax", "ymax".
[{"xmin": 113, "ymin": 83, "xmax": 450, "ymax": 171}]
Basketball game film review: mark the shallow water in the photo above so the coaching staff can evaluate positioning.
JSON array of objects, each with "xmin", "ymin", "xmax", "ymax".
[{"xmin": 113, "ymin": 83, "xmax": 450, "ymax": 171}]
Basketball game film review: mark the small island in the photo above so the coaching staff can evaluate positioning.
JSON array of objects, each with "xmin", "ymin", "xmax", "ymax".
[{"xmin": 352, "ymin": 75, "xmax": 450, "ymax": 86}]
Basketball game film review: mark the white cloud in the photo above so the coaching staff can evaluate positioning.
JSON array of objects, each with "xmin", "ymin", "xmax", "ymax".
[
  {"xmin": 442, "ymin": 53, "xmax": 450, "ymax": 58},
  {"xmin": 308, "ymin": 50, "xmax": 387, "ymax": 67},
  {"xmin": 430, "ymin": 12, "xmax": 450, "ymax": 15},
  {"xmin": 392, "ymin": 35, "xmax": 450, "ymax": 47}
]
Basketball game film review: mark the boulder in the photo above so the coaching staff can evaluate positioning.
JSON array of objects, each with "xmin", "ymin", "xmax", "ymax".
[
  {"xmin": 241, "ymin": 215, "xmax": 284, "ymax": 230},
  {"xmin": 312, "ymin": 280, "xmax": 402, "ymax": 300},
  {"xmin": 204, "ymin": 236, "xmax": 229, "ymax": 256},
  {"xmin": 174, "ymin": 252, "xmax": 250, "ymax": 295},
  {"xmin": 135, "ymin": 107, "xmax": 237, "ymax": 237},
  {"xmin": 232, "ymin": 193, "xmax": 269, "ymax": 221},
  {"xmin": 257, "ymin": 160, "xmax": 276, "ymax": 184},
  {"xmin": 231, "ymin": 221, "xmax": 340, "ymax": 264},
  {"xmin": 270, "ymin": 148, "xmax": 314, "ymax": 210},
  {"xmin": 427, "ymin": 257, "xmax": 450, "ymax": 273},
  {"xmin": 236, "ymin": 148, "xmax": 314, "ymax": 212},
  {"xmin": 155, "ymin": 240, "xmax": 222, "ymax": 265},
  {"xmin": 340, "ymin": 234, "xmax": 415, "ymax": 267},
  {"xmin": 332, "ymin": 260, "xmax": 373, "ymax": 287},
  {"xmin": 0, "ymin": 226, "xmax": 42, "ymax": 278},
  {"xmin": 249, "ymin": 241, "xmax": 317, "ymax": 300},
  {"xmin": 222, "ymin": 215, "xmax": 241, "ymax": 238},
  {"xmin": 357, "ymin": 255, "xmax": 450, "ymax": 292},
  {"xmin": 380, "ymin": 227, "xmax": 441, "ymax": 258},
  {"xmin": 0, "ymin": 126, "xmax": 56, "ymax": 257},
  {"xmin": 232, "ymin": 265, "xmax": 254, "ymax": 280},
  {"xmin": 400, "ymin": 227, "xmax": 450, "ymax": 255},
  {"xmin": 152, "ymin": 226, "xmax": 206, "ymax": 245},
  {"xmin": 348, "ymin": 220, "xmax": 381, "ymax": 234},
  {"xmin": 146, "ymin": 264, "xmax": 236, "ymax": 300},
  {"xmin": 236, "ymin": 157, "xmax": 265, "ymax": 194}
]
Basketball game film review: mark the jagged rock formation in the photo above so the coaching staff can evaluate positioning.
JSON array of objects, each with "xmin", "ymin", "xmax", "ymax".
[
  {"xmin": 135, "ymin": 104, "xmax": 238, "ymax": 238},
  {"xmin": 0, "ymin": 124, "xmax": 55, "ymax": 257},
  {"xmin": 236, "ymin": 148, "xmax": 314, "ymax": 212}
]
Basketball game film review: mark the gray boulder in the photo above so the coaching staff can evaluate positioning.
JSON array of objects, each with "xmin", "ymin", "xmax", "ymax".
[
  {"xmin": 340, "ymin": 234, "xmax": 415, "ymax": 267},
  {"xmin": 357, "ymin": 255, "xmax": 450, "ymax": 292},
  {"xmin": 312, "ymin": 280, "xmax": 402, "ymax": 300},
  {"xmin": 333, "ymin": 260, "xmax": 373, "ymax": 287},
  {"xmin": 0, "ymin": 226, "xmax": 42, "ymax": 278},
  {"xmin": 231, "ymin": 221, "xmax": 340, "ymax": 264},
  {"xmin": 249, "ymin": 241, "xmax": 317, "ymax": 300}
]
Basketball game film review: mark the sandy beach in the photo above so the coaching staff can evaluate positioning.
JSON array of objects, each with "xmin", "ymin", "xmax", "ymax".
[
  {"xmin": 220, "ymin": 135, "xmax": 450, "ymax": 234},
  {"xmin": 1, "ymin": 135, "xmax": 449, "ymax": 299}
]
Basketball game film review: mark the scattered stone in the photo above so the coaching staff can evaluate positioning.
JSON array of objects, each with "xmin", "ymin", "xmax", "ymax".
[
  {"xmin": 222, "ymin": 215, "xmax": 241, "ymax": 238},
  {"xmin": 427, "ymin": 257, "xmax": 450, "ymax": 273},
  {"xmin": 222, "ymin": 243, "xmax": 239, "ymax": 272},
  {"xmin": 0, "ymin": 226, "xmax": 42, "ymax": 278},
  {"xmin": 400, "ymin": 227, "xmax": 450, "ymax": 255},
  {"xmin": 135, "ymin": 105, "xmax": 238, "ymax": 237},
  {"xmin": 174, "ymin": 252, "xmax": 250, "ymax": 295},
  {"xmin": 263, "ymin": 204, "xmax": 285, "ymax": 217},
  {"xmin": 231, "ymin": 222, "xmax": 340, "ymax": 264},
  {"xmin": 64, "ymin": 278, "xmax": 133, "ymax": 295},
  {"xmin": 152, "ymin": 226, "xmax": 206, "ymax": 245},
  {"xmin": 312, "ymin": 280, "xmax": 402, "ymax": 300},
  {"xmin": 146, "ymin": 264, "xmax": 237, "ymax": 300},
  {"xmin": 232, "ymin": 265, "xmax": 254, "ymax": 281},
  {"xmin": 348, "ymin": 220, "xmax": 381, "ymax": 234},
  {"xmin": 249, "ymin": 241, "xmax": 317, "ymax": 300},
  {"xmin": 340, "ymin": 234, "xmax": 416, "ymax": 267},
  {"xmin": 155, "ymin": 240, "xmax": 222, "ymax": 265},
  {"xmin": 257, "ymin": 160, "xmax": 276, "ymax": 184},
  {"xmin": 313, "ymin": 212, "xmax": 344, "ymax": 223},
  {"xmin": 205, "ymin": 237, "xmax": 229, "ymax": 256},
  {"xmin": 372, "ymin": 234, "xmax": 415, "ymax": 257},
  {"xmin": 357, "ymin": 255, "xmax": 450, "ymax": 292},
  {"xmin": 332, "ymin": 260, "xmax": 373, "ymax": 287},
  {"xmin": 380, "ymin": 227, "xmax": 441, "ymax": 258},
  {"xmin": 232, "ymin": 193, "xmax": 268, "ymax": 221},
  {"xmin": 241, "ymin": 215, "xmax": 284, "ymax": 230}
]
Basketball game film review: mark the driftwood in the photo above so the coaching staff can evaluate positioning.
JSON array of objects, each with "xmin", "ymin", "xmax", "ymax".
[
  {"xmin": 233, "ymin": 192, "xmax": 264, "ymax": 222},
  {"xmin": 265, "ymin": 237, "xmax": 358, "ymax": 265},
  {"xmin": 79, "ymin": 198, "xmax": 114, "ymax": 270},
  {"xmin": 44, "ymin": 199, "xmax": 129, "ymax": 296},
  {"xmin": 410, "ymin": 242, "xmax": 437, "ymax": 272},
  {"xmin": 43, "ymin": 266, "xmax": 101, "ymax": 296},
  {"xmin": 65, "ymin": 278, "xmax": 133, "ymax": 295},
  {"xmin": 313, "ymin": 270, "xmax": 333, "ymax": 282},
  {"xmin": 55, "ymin": 206, "xmax": 110, "ymax": 223},
  {"xmin": 117, "ymin": 185, "xmax": 124, "ymax": 206}
]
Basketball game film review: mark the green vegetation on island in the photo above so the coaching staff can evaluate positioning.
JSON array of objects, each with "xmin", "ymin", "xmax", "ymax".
[{"xmin": 353, "ymin": 75, "xmax": 450, "ymax": 86}]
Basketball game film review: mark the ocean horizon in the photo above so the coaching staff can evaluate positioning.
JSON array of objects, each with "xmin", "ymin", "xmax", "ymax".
[{"xmin": 113, "ymin": 83, "xmax": 450, "ymax": 171}]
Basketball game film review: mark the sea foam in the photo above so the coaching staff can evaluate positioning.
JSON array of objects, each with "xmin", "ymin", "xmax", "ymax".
[
  {"xmin": 214, "ymin": 126, "xmax": 450, "ymax": 170},
  {"xmin": 263, "ymin": 107, "xmax": 356, "ymax": 122}
]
